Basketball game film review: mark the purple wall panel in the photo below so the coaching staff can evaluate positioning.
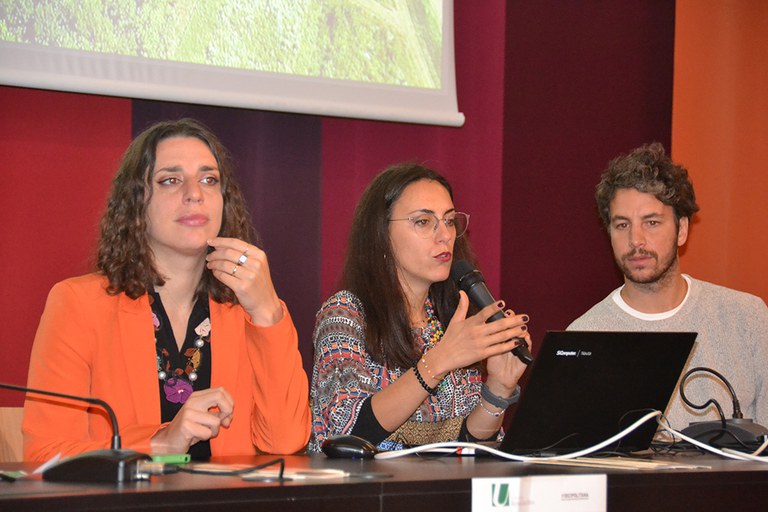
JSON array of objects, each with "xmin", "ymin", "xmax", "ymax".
[
  {"xmin": 501, "ymin": 2, "xmax": 676, "ymax": 341},
  {"xmin": 132, "ymin": 102, "xmax": 322, "ymax": 372}
]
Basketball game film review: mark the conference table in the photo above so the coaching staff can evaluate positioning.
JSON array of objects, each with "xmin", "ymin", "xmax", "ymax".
[{"xmin": 2, "ymin": 452, "xmax": 767, "ymax": 511}]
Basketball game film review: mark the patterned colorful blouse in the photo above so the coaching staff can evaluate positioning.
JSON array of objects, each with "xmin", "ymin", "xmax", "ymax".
[{"xmin": 309, "ymin": 290, "xmax": 484, "ymax": 452}]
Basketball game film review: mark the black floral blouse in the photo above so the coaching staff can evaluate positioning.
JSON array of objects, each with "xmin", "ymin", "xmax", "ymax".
[{"xmin": 150, "ymin": 291, "xmax": 212, "ymax": 460}]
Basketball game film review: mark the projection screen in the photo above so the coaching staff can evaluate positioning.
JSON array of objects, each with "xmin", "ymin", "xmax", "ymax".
[{"xmin": 0, "ymin": 1, "xmax": 464, "ymax": 126}]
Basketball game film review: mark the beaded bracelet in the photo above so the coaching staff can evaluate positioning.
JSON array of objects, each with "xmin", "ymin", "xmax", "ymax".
[
  {"xmin": 413, "ymin": 363, "xmax": 438, "ymax": 395},
  {"xmin": 478, "ymin": 400, "xmax": 504, "ymax": 417},
  {"xmin": 420, "ymin": 355, "xmax": 442, "ymax": 383}
]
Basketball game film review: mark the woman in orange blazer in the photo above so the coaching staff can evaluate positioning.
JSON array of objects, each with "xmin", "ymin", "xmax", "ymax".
[{"xmin": 23, "ymin": 119, "xmax": 310, "ymax": 461}]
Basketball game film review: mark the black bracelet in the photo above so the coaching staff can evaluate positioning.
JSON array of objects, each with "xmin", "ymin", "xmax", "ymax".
[{"xmin": 413, "ymin": 364, "xmax": 438, "ymax": 395}]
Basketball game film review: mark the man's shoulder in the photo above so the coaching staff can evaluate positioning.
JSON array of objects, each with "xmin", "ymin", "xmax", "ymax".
[
  {"xmin": 689, "ymin": 276, "xmax": 767, "ymax": 309},
  {"xmin": 567, "ymin": 291, "xmax": 620, "ymax": 330}
]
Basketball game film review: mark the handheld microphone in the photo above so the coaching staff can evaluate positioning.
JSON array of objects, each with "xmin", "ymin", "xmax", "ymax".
[
  {"xmin": 0, "ymin": 382, "xmax": 150, "ymax": 483},
  {"xmin": 450, "ymin": 260, "xmax": 534, "ymax": 365}
]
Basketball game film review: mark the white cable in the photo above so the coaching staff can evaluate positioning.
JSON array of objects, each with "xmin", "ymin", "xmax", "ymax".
[
  {"xmin": 722, "ymin": 447, "xmax": 768, "ymax": 463},
  {"xmin": 374, "ymin": 410, "xmax": 662, "ymax": 461},
  {"xmin": 755, "ymin": 436, "xmax": 768, "ymax": 455},
  {"xmin": 722, "ymin": 435, "xmax": 768, "ymax": 461}
]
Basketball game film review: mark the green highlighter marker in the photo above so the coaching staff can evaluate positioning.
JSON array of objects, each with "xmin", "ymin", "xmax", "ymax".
[{"xmin": 151, "ymin": 454, "xmax": 191, "ymax": 464}]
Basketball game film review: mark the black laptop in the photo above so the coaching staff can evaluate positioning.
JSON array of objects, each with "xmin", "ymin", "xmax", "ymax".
[{"xmin": 499, "ymin": 330, "xmax": 696, "ymax": 455}]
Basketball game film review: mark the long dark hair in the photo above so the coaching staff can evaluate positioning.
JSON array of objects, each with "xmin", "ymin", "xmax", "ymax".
[
  {"xmin": 96, "ymin": 118, "xmax": 255, "ymax": 303},
  {"xmin": 341, "ymin": 163, "xmax": 477, "ymax": 369}
]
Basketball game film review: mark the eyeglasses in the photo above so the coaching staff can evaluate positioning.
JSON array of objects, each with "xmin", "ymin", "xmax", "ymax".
[{"xmin": 389, "ymin": 212, "xmax": 470, "ymax": 239}]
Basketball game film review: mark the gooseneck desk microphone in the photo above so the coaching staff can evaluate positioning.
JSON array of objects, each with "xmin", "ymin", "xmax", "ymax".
[
  {"xmin": 0, "ymin": 382, "xmax": 150, "ymax": 483},
  {"xmin": 450, "ymin": 260, "xmax": 534, "ymax": 365}
]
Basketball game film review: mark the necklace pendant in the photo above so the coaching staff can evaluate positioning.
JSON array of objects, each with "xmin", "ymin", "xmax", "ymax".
[{"xmin": 188, "ymin": 371, "xmax": 198, "ymax": 382}]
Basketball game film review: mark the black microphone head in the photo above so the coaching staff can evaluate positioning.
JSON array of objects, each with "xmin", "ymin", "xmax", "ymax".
[
  {"xmin": 450, "ymin": 259, "xmax": 484, "ymax": 291},
  {"xmin": 450, "ymin": 259, "xmax": 474, "ymax": 284}
]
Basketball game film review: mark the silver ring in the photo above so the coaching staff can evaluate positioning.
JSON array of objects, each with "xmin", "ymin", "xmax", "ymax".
[
  {"xmin": 237, "ymin": 253, "xmax": 248, "ymax": 266},
  {"xmin": 231, "ymin": 265, "xmax": 238, "ymax": 276}
]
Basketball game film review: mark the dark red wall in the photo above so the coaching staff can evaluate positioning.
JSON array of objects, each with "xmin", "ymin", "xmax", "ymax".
[
  {"xmin": 1, "ymin": 88, "xmax": 131, "ymax": 404},
  {"xmin": 0, "ymin": 3, "xmax": 676, "ymax": 405},
  {"xmin": 320, "ymin": 1, "xmax": 508, "ymax": 297}
]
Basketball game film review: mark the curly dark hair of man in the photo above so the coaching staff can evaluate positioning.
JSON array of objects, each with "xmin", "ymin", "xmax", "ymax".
[
  {"xmin": 340, "ymin": 162, "xmax": 477, "ymax": 370},
  {"xmin": 96, "ymin": 118, "xmax": 256, "ymax": 303},
  {"xmin": 595, "ymin": 142, "xmax": 700, "ymax": 229}
]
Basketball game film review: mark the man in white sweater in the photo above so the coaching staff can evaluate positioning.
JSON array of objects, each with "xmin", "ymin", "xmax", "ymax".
[{"xmin": 568, "ymin": 143, "xmax": 767, "ymax": 437}]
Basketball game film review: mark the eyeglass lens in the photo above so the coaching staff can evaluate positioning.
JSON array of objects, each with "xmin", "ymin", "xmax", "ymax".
[{"xmin": 412, "ymin": 213, "xmax": 469, "ymax": 238}]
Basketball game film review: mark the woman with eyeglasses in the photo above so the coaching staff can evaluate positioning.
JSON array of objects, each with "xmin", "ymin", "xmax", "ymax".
[{"xmin": 309, "ymin": 163, "xmax": 532, "ymax": 452}]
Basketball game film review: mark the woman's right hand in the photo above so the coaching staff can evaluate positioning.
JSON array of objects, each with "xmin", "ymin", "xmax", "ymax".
[
  {"xmin": 150, "ymin": 387, "xmax": 234, "ymax": 454},
  {"xmin": 426, "ymin": 291, "xmax": 529, "ymax": 377}
]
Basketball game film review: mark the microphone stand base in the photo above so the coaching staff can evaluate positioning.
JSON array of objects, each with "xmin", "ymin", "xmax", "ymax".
[
  {"xmin": 43, "ymin": 449, "xmax": 152, "ymax": 484},
  {"xmin": 680, "ymin": 418, "xmax": 768, "ymax": 450}
]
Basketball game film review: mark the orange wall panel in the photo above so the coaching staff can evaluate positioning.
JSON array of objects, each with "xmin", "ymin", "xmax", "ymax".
[{"xmin": 673, "ymin": 1, "xmax": 768, "ymax": 301}]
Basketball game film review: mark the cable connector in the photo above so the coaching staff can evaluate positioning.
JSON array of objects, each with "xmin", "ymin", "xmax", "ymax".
[{"xmin": 134, "ymin": 460, "xmax": 180, "ymax": 479}]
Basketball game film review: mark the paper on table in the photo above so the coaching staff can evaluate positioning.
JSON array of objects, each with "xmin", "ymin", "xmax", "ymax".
[
  {"xmin": 526, "ymin": 457, "xmax": 710, "ymax": 471},
  {"xmin": 242, "ymin": 468, "xmax": 349, "ymax": 481},
  {"xmin": 186, "ymin": 463, "xmax": 349, "ymax": 480},
  {"xmin": 33, "ymin": 453, "xmax": 61, "ymax": 474}
]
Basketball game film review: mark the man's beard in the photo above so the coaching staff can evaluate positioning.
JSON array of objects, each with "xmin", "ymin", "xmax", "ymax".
[{"xmin": 617, "ymin": 248, "xmax": 678, "ymax": 285}]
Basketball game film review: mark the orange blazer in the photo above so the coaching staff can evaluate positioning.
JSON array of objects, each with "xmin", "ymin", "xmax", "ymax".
[{"xmin": 23, "ymin": 273, "xmax": 310, "ymax": 461}]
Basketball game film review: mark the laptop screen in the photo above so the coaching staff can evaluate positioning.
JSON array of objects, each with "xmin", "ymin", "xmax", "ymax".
[{"xmin": 499, "ymin": 331, "xmax": 696, "ymax": 455}]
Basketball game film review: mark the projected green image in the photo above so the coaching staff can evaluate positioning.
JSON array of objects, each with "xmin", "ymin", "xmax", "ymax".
[{"xmin": 0, "ymin": 0, "xmax": 442, "ymax": 89}]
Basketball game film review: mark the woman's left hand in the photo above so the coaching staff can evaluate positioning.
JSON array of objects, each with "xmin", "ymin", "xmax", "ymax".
[
  {"xmin": 206, "ymin": 237, "xmax": 284, "ymax": 326},
  {"xmin": 484, "ymin": 317, "xmax": 532, "ymax": 397}
]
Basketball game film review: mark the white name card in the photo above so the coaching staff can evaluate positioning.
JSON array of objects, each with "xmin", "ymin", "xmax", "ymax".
[{"xmin": 471, "ymin": 474, "xmax": 606, "ymax": 512}]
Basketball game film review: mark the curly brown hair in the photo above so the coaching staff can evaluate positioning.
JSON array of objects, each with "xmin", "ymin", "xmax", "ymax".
[
  {"xmin": 596, "ymin": 142, "xmax": 700, "ymax": 229},
  {"xmin": 341, "ymin": 163, "xmax": 477, "ymax": 370},
  {"xmin": 96, "ymin": 118, "xmax": 255, "ymax": 303}
]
